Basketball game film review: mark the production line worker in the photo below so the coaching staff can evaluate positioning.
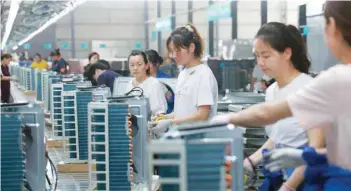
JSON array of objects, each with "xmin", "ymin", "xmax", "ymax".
[
  {"xmin": 50, "ymin": 49, "xmax": 68, "ymax": 74},
  {"xmin": 145, "ymin": 49, "xmax": 175, "ymax": 114},
  {"xmin": 126, "ymin": 50, "xmax": 168, "ymax": 116},
  {"xmin": 31, "ymin": 53, "xmax": 48, "ymax": 71},
  {"xmin": 1, "ymin": 54, "xmax": 16, "ymax": 103},
  {"xmin": 90, "ymin": 59, "xmax": 119, "ymax": 93},
  {"xmin": 212, "ymin": 1, "xmax": 351, "ymax": 189},
  {"xmin": 244, "ymin": 22, "xmax": 324, "ymax": 191},
  {"xmin": 153, "ymin": 24, "xmax": 218, "ymax": 133},
  {"xmin": 84, "ymin": 52, "xmax": 100, "ymax": 86}
]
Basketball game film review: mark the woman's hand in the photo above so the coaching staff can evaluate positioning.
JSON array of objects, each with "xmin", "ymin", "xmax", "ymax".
[
  {"xmin": 151, "ymin": 119, "xmax": 172, "ymax": 136},
  {"xmin": 211, "ymin": 113, "xmax": 232, "ymax": 124}
]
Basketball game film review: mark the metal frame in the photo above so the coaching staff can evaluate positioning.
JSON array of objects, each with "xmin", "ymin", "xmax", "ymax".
[
  {"xmin": 51, "ymin": 83, "xmax": 64, "ymax": 139},
  {"xmin": 88, "ymin": 102, "xmax": 112, "ymax": 191},
  {"xmin": 62, "ymin": 91, "xmax": 80, "ymax": 161},
  {"xmin": 1, "ymin": 103, "xmax": 45, "ymax": 191}
]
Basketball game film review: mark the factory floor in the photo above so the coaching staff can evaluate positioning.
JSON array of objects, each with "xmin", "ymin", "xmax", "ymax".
[{"xmin": 12, "ymin": 84, "xmax": 258, "ymax": 191}]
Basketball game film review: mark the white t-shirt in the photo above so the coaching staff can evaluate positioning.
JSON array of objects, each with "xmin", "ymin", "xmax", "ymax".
[
  {"xmin": 174, "ymin": 63, "xmax": 218, "ymax": 120},
  {"xmin": 265, "ymin": 73, "xmax": 313, "ymax": 147},
  {"xmin": 287, "ymin": 64, "xmax": 351, "ymax": 170},
  {"xmin": 126, "ymin": 77, "xmax": 168, "ymax": 116}
]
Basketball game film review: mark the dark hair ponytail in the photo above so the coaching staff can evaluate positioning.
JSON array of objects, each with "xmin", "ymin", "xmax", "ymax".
[
  {"xmin": 169, "ymin": 24, "xmax": 204, "ymax": 59},
  {"xmin": 145, "ymin": 49, "xmax": 164, "ymax": 67},
  {"xmin": 50, "ymin": 48, "xmax": 61, "ymax": 57},
  {"xmin": 256, "ymin": 22, "xmax": 311, "ymax": 74}
]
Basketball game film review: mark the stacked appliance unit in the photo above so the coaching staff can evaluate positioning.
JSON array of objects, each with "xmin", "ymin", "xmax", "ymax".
[
  {"xmin": 36, "ymin": 70, "xmax": 46, "ymax": 102},
  {"xmin": 148, "ymin": 123, "xmax": 244, "ymax": 191},
  {"xmin": 51, "ymin": 77, "xmax": 91, "ymax": 140},
  {"xmin": 1, "ymin": 103, "xmax": 46, "ymax": 191},
  {"xmin": 30, "ymin": 68, "xmax": 36, "ymax": 91},
  {"xmin": 88, "ymin": 96, "xmax": 150, "ymax": 191},
  {"xmin": 88, "ymin": 101, "xmax": 132, "ymax": 191},
  {"xmin": 43, "ymin": 72, "xmax": 60, "ymax": 113},
  {"xmin": 61, "ymin": 85, "xmax": 110, "ymax": 162},
  {"xmin": 61, "ymin": 84, "xmax": 79, "ymax": 159}
]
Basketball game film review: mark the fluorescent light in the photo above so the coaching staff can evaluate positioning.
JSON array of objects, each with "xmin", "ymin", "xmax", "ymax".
[
  {"xmin": 1, "ymin": 0, "xmax": 22, "ymax": 49},
  {"xmin": 16, "ymin": 0, "xmax": 87, "ymax": 47},
  {"xmin": 12, "ymin": 45, "xmax": 18, "ymax": 50}
]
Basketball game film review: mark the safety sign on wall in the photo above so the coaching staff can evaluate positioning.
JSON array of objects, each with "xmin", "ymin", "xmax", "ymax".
[
  {"xmin": 23, "ymin": 43, "xmax": 31, "ymax": 50},
  {"xmin": 80, "ymin": 42, "xmax": 89, "ymax": 50},
  {"xmin": 207, "ymin": 1, "xmax": 231, "ymax": 22},
  {"xmin": 43, "ymin": 43, "xmax": 52, "ymax": 49},
  {"xmin": 155, "ymin": 17, "xmax": 171, "ymax": 32},
  {"xmin": 61, "ymin": 42, "xmax": 69, "ymax": 49}
]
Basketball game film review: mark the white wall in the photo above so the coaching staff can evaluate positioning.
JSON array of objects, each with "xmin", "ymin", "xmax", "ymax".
[
  {"xmin": 53, "ymin": 0, "xmax": 302, "ymax": 59},
  {"xmin": 55, "ymin": 0, "xmax": 145, "ymax": 58}
]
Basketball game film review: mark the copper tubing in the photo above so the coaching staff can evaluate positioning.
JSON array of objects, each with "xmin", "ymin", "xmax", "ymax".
[
  {"xmin": 130, "ymin": 159, "xmax": 133, "ymax": 164},
  {"xmin": 128, "ymin": 129, "xmax": 132, "ymax": 134},
  {"xmin": 128, "ymin": 113, "xmax": 132, "ymax": 120},
  {"xmin": 128, "ymin": 121, "xmax": 132, "ymax": 128}
]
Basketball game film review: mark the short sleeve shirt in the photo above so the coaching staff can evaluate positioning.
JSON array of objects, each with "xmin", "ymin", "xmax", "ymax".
[
  {"xmin": 287, "ymin": 64, "xmax": 351, "ymax": 170},
  {"xmin": 174, "ymin": 63, "xmax": 218, "ymax": 120}
]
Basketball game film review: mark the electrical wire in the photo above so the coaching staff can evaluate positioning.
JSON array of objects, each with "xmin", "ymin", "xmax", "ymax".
[
  {"xmin": 124, "ymin": 87, "xmax": 144, "ymax": 97},
  {"xmin": 46, "ymin": 153, "xmax": 58, "ymax": 191},
  {"xmin": 244, "ymin": 151, "xmax": 258, "ymax": 190},
  {"xmin": 24, "ymin": 180, "xmax": 34, "ymax": 191}
]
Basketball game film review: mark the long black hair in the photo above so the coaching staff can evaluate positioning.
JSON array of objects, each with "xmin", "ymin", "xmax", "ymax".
[
  {"xmin": 169, "ymin": 24, "xmax": 204, "ymax": 59},
  {"xmin": 255, "ymin": 22, "xmax": 311, "ymax": 74},
  {"xmin": 145, "ymin": 49, "xmax": 163, "ymax": 68}
]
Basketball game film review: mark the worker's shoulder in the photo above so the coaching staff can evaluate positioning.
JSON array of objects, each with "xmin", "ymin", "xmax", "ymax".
[{"xmin": 318, "ymin": 64, "xmax": 351, "ymax": 84}]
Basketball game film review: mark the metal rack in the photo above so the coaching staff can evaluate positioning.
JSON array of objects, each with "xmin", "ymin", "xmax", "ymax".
[{"xmin": 88, "ymin": 102, "xmax": 132, "ymax": 191}]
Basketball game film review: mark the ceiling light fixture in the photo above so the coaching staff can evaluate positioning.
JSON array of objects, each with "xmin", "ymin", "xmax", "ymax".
[
  {"xmin": 1, "ymin": 0, "xmax": 22, "ymax": 50},
  {"xmin": 15, "ymin": 0, "xmax": 87, "ymax": 48}
]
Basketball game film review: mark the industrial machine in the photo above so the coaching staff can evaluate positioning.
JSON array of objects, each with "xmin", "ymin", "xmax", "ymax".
[
  {"xmin": 208, "ymin": 58, "xmax": 255, "ymax": 95},
  {"xmin": 1, "ymin": 102, "xmax": 46, "ymax": 191},
  {"xmin": 43, "ymin": 71, "xmax": 60, "ymax": 112},
  {"xmin": 62, "ymin": 85, "xmax": 111, "ymax": 162},
  {"xmin": 148, "ymin": 122, "xmax": 244, "ymax": 191},
  {"xmin": 88, "ymin": 94, "xmax": 150, "ymax": 191},
  {"xmin": 50, "ymin": 76, "xmax": 91, "ymax": 140}
]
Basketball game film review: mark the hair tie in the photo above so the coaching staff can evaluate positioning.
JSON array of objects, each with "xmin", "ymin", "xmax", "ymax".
[{"xmin": 183, "ymin": 24, "xmax": 196, "ymax": 39}]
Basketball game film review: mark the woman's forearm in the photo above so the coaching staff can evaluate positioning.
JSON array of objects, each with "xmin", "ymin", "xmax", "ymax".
[
  {"xmin": 228, "ymin": 100, "xmax": 292, "ymax": 128},
  {"xmin": 172, "ymin": 106, "xmax": 210, "ymax": 125},
  {"xmin": 1, "ymin": 76, "xmax": 11, "ymax": 81},
  {"xmin": 285, "ymin": 166, "xmax": 305, "ymax": 189}
]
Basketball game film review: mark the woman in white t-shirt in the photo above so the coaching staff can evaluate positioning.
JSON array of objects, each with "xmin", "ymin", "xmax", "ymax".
[
  {"xmin": 212, "ymin": 1, "xmax": 351, "ymax": 187},
  {"xmin": 126, "ymin": 50, "xmax": 167, "ymax": 116},
  {"xmin": 237, "ymin": 23, "xmax": 325, "ymax": 191},
  {"xmin": 153, "ymin": 24, "xmax": 218, "ymax": 132}
]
